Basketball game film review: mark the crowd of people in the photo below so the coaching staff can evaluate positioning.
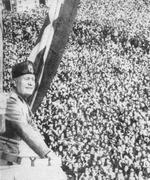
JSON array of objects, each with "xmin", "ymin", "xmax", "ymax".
[
  {"xmin": 2, "ymin": 1, "xmax": 150, "ymax": 179},
  {"xmin": 3, "ymin": 5, "xmax": 48, "ymax": 92}
]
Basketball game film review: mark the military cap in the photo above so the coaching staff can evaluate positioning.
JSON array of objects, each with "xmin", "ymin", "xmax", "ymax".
[{"xmin": 12, "ymin": 61, "xmax": 35, "ymax": 78}]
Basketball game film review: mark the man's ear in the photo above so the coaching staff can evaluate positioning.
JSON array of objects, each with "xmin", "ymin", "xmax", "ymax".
[{"xmin": 11, "ymin": 78, "xmax": 17, "ymax": 88}]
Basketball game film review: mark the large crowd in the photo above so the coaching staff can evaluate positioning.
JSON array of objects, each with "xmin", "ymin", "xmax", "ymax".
[
  {"xmin": 3, "ymin": 5, "xmax": 48, "ymax": 92},
  {"xmin": 3, "ymin": 1, "xmax": 150, "ymax": 179}
]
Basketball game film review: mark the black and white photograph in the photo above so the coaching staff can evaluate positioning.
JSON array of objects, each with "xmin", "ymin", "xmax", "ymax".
[{"xmin": 1, "ymin": 0, "xmax": 150, "ymax": 179}]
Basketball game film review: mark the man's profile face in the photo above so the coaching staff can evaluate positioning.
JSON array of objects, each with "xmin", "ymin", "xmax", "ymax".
[{"xmin": 15, "ymin": 74, "xmax": 35, "ymax": 98}]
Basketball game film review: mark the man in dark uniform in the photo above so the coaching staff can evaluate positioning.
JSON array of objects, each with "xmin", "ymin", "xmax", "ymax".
[{"xmin": 0, "ymin": 61, "xmax": 67, "ymax": 180}]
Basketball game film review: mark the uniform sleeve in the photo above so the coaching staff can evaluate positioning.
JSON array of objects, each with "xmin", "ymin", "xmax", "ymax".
[
  {"xmin": 5, "ymin": 97, "xmax": 23, "ymax": 123},
  {"xmin": 5, "ymin": 96, "xmax": 50, "ymax": 158}
]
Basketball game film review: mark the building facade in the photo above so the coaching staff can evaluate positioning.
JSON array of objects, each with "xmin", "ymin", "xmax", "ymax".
[
  {"xmin": 2, "ymin": 0, "xmax": 51, "ymax": 11},
  {"xmin": 16, "ymin": 0, "xmax": 39, "ymax": 11}
]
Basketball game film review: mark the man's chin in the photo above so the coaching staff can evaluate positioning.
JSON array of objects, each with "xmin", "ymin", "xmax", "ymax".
[{"xmin": 24, "ymin": 91, "xmax": 34, "ymax": 97}]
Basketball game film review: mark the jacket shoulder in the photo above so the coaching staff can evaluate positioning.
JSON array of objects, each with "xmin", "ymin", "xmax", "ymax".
[{"xmin": 6, "ymin": 92, "xmax": 22, "ymax": 116}]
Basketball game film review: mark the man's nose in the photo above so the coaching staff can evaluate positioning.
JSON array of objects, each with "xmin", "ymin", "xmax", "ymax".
[{"xmin": 28, "ymin": 79, "xmax": 34, "ymax": 86}]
